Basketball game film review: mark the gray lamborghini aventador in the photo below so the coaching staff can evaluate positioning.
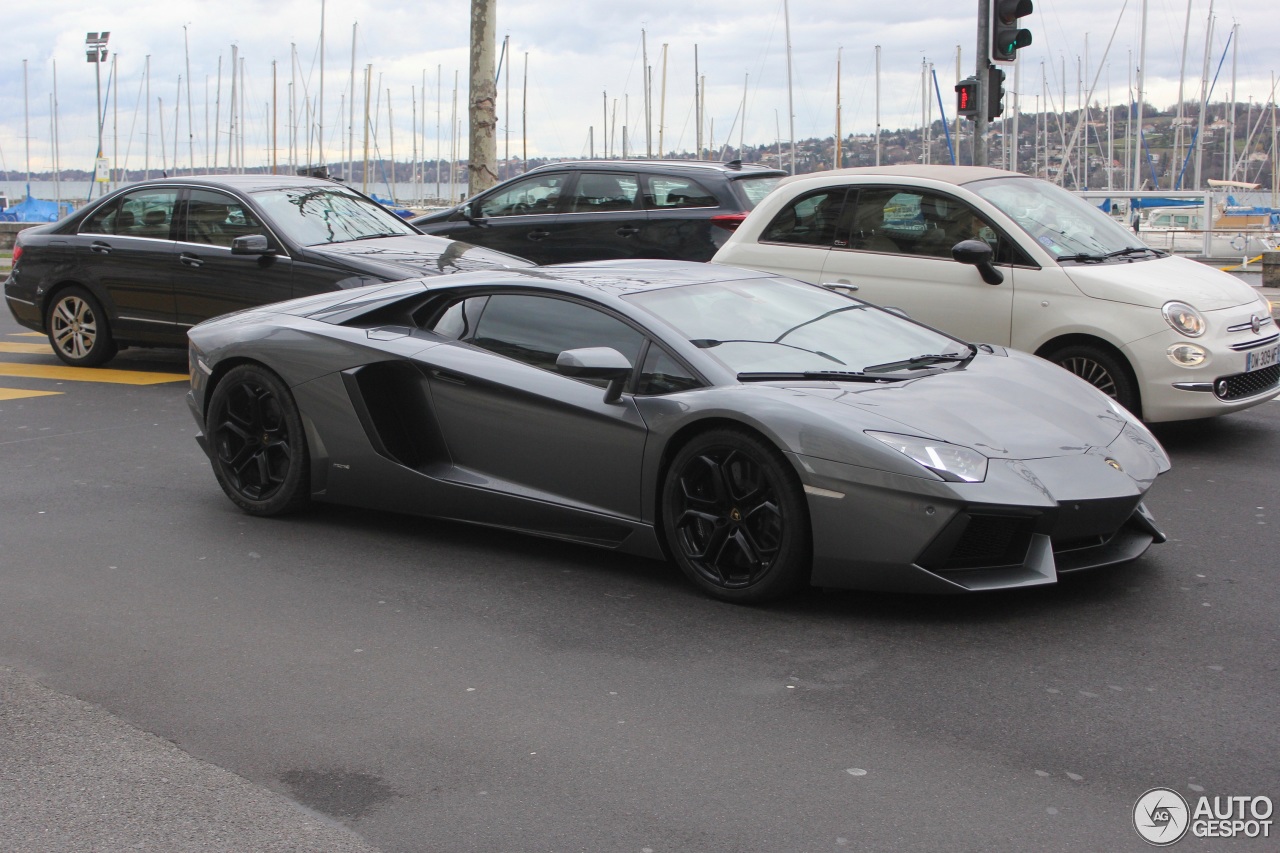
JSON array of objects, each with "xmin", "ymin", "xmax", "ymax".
[{"xmin": 186, "ymin": 260, "xmax": 1170, "ymax": 603}]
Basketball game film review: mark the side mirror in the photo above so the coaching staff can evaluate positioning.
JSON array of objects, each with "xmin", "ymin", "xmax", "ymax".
[
  {"xmin": 231, "ymin": 234, "xmax": 272, "ymax": 256},
  {"xmin": 952, "ymin": 239, "xmax": 1004, "ymax": 285},
  {"xmin": 460, "ymin": 203, "xmax": 485, "ymax": 225},
  {"xmin": 557, "ymin": 347, "xmax": 633, "ymax": 403}
]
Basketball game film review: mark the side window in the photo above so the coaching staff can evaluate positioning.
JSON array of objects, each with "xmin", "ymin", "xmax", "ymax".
[
  {"xmin": 636, "ymin": 344, "xmax": 701, "ymax": 396},
  {"xmin": 644, "ymin": 176, "xmax": 717, "ymax": 209},
  {"xmin": 477, "ymin": 174, "xmax": 567, "ymax": 218},
  {"xmin": 185, "ymin": 189, "xmax": 265, "ymax": 248},
  {"xmin": 427, "ymin": 296, "xmax": 490, "ymax": 340},
  {"xmin": 470, "ymin": 294, "xmax": 645, "ymax": 386},
  {"xmin": 81, "ymin": 188, "xmax": 179, "ymax": 239},
  {"xmin": 569, "ymin": 172, "xmax": 639, "ymax": 213},
  {"xmin": 759, "ymin": 189, "xmax": 845, "ymax": 247}
]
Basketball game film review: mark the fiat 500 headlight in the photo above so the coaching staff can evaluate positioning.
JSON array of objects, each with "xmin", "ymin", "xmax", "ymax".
[
  {"xmin": 1162, "ymin": 301, "xmax": 1206, "ymax": 337},
  {"xmin": 866, "ymin": 431, "xmax": 989, "ymax": 483}
]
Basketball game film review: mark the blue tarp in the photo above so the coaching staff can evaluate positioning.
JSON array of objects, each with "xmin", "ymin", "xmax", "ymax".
[
  {"xmin": 0, "ymin": 186, "xmax": 73, "ymax": 222},
  {"xmin": 370, "ymin": 194, "xmax": 415, "ymax": 219}
]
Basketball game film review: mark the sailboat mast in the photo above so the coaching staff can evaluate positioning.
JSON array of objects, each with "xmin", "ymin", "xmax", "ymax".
[
  {"xmin": 694, "ymin": 44, "xmax": 701, "ymax": 160},
  {"xmin": 23, "ymin": 59, "xmax": 30, "ymax": 187},
  {"xmin": 185, "ymin": 25, "xmax": 194, "ymax": 176},
  {"xmin": 1227, "ymin": 22, "xmax": 1238, "ymax": 181},
  {"xmin": 835, "ymin": 48, "xmax": 841, "ymax": 169},
  {"xmin": 784, "ymin": 0, "xmax": 795, "ymax": 174},
  {"xmin": 1174, "ymin": 0, "xmax": 1192, "ymax": 189},
  {"xmin": 1132, "ymin": 0, "xmax": 1147, "ymax": 192},
  {"xmin": 1193, "ymin": 3, "xmax": 1214, "ymax": 191},
  {"xmin": 642, "ymin": 29, "xmax": 651, "ymax": 157},
  {"xmin": 272, "ymin": 61, "xmax": 278, "ymax": 174},
  {"xmin": 146, "ymin": 56, "xmax": 152, "ymax": 180},
  {"xmin": 659, "ymin": 44, "xmax": 668, "ymax": 159},
  {"xmin": 318, "ymin": 0, "xmax": 326, "ymax": 172},
  {"xmin": 350, "ymin": 23, "xmax": 357, "ymax": 183},
  {"xmin": 875, "ymin": 46, "xmax": 882, "ymax": 166}
]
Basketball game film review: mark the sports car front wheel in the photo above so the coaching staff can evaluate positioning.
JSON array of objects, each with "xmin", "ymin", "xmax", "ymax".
[
  {"xmin": 206, "ymin": 364, "xmax": 310, "ymax": 516},
  {"xmin": 661, "ymin": 429, "xmax": 810, "ymax": 603}
]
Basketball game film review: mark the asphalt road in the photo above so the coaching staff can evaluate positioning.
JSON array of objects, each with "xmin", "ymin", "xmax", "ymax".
[{"xmin": 1, "ymin": 307, "xmax": 1278, "ymax": 852}]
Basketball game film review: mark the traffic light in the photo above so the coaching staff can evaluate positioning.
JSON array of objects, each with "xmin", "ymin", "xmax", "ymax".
[
  {"xmin": 988, "ymin": 66, "xmax": 1006, "ymax": 119},
  {"xmin": 956, "ymin": 77, "xmax": 979, "ymax": 119},
  {"xmin": 991, "ymin": 0, "xmax": 1033, "ymax": 64}
]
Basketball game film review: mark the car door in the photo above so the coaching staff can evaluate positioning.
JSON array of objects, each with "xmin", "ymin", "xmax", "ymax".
[
  {"xmin": 437, "ymin": 172, "xmax": 570, "ymax": 263},
  {"xmin": 819, "ymin": 186, "xmax": 1017, "ymax": 345},
  {"xmin": 75, "ymin": 187, "xmax": 182, "ymax": 342},
  {"xmin": 173, "ymin": 188, "xmax": 294, "ymax": 327},
  {"xmin": 637, "ymin": 173, "xmax": 722, "ymax": 261},
  {"xmin": 552, "ymin": 171, "xmax": 649, "ymax": 261},
  {"xmin": 422, "ymin": 292, "xmax": 649, "ymax": 522}
]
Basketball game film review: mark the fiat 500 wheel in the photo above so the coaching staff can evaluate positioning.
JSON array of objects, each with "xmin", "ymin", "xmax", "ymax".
[
  {"xmin": 206, "ymin": 364, "xmax": 310, "ymax": 516},
  {"xmin": 46, "ymin": 286, "xmax": 118, "ymax": 367},
  {"xmin": 661, "ymin": 429, "xmax": 810, "ymax": 603},
  {"xmin": 1046, "ymin": 344, "xmax": 1140, "ymax": 417}
]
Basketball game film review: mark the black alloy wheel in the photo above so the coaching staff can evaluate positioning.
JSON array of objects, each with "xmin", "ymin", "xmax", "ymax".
[
  {"xmin": 46, "ymin": 286, "xmax": 118, "ymax": 367},
  {"xmin": 206, "ymin": 364, "xmax": 310, "ymax": 516},
  {"xmin": 1045, "ymin": 343, "xmax": 1140, "ymax": 417},
  {"xmin": 662, "ymin": 429, "xmax": 810, "ymax": 603}
]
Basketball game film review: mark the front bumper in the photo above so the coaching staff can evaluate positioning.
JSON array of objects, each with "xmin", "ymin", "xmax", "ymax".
[{"xmin": 797, "ymin": 447, "xmax": 1165, "ymax": 594}]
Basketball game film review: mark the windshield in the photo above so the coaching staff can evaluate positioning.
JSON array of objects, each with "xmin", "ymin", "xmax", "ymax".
[
  {"xmin": 624, "ymin": 277, "xmax": 969, "ymax": 375},
  {"xmin": 970, "ymin": 175, "xmax": 1149, "ymax": 260},
  {"xmin": 251, "ymin": 186, "xmax": 418, "ymax": 246}
]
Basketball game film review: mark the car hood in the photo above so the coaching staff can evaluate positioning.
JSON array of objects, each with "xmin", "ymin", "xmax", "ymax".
[
  {"xmin": 779, "ymin": 350, "xmax": 1144, "ymax": 461},
  {"xmin": 1061, "ymin": 254, "xmax": 1257, "ymax": 311},
  {"xmin": 304, "ymin": 235, "xmax": 532, "ymax": 275}
]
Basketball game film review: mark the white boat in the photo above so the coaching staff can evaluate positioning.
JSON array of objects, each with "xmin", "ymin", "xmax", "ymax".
[{"xmin": 1138, "ymin": 205, "xmax": 1278, "ymax": 257}]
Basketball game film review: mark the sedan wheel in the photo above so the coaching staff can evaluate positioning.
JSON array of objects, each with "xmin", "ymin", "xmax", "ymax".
[
  {"xmin": 1046, "ymin": 344, "xmax": 1140, "ymax": 417},
  {"xmin": 46, "ymin": 287, "xmax": 118, "ymax": 367},
  {"xmin": 662, "ymin": 429, "xmax": 809, "ymax": 603},
  {"xmin": 207, "ymin": 364, "xmax": 310, "ymax": 516}
]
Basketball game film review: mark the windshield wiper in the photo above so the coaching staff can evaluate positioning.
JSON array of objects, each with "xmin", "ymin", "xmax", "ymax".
[
  {"xmin": 862, "ymin": 346, "xmax": 977, "ymax": 374},
  {"xmin": 737, "ymin": 370, "xmax": 890, "ymax": 383},
  {"xmin": 1105, "ymin": 246, "xmax": 1166, "ymax": 258},
  {"xmin": 691, "ymin": 338, "xmax": 847, "ymax": 365},
  {"xmin": 1062, "ymin": 246, "xmax": 1166, "ymax": 263}
]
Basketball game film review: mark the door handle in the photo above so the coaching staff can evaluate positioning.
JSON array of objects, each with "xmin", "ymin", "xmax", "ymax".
[
  {"xmin": 90, "ymin": 242, "xmax": 112, "ymax": 254},
  {"xmin": 526, "ymin": 230, "xmax": 550, "ymax": 241},
  {"xmin": 429, "ymin": 368, "xmax": 468, "ymax": 386},
  {"xmin": 179, "ymin": 253, "xmax": 204, "ymax": 268},
  {"xmin": 821, "ymin": 280, "xmax": 858, "ymax": 291},
  {"xmin": 616, "ymin": 226, "xmax": 640, "ymax": 237}
]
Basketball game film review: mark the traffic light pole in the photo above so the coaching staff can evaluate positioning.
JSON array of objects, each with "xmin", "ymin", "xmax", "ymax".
[{"xmin": 974, "ymin": 0, "xmax": 991, "ymax": 166}]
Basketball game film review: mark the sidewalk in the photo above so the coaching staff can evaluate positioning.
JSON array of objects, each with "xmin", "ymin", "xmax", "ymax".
[{"xmin": 0, "ymin": 665, "xmax": 381, "ymax": 852}]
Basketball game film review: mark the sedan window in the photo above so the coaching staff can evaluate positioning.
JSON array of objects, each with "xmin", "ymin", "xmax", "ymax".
[
  {"xmin": 82, "ymin": 188, "xmax": 179, "ymax": 239},
  {"xmin": 476, "ymin": 173, "xmax": 567, "ymax": 217},
  {"xmin": 469, "ymin": 294, "xmax": 645, "ymax": 386},
  {"xmin": 645, "ymin": 176, "xmax": 717, "ymax": 209},
  {"xmin": 184, "ymin": 189, "xmax": 265, "ymax": 248},
  {"xmin": 569, "ymin": 173, "xmax": 640, "ymax": 213}
]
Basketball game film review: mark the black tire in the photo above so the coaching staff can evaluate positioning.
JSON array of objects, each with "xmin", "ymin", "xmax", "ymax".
[
  {"xmin": 661, "ymin": 428, "xmax": 811, "ymax": 603},
  {"xmin": 206, "ymin": 364, "xmax": 310, "ymax": 516},
  {"xmin": 45, "ymin": 286, "xmax": 118, "ymax": 367},
  {"xmin": 1045, "ymin": 343, "xmax": 1141, "ymax": 417}
]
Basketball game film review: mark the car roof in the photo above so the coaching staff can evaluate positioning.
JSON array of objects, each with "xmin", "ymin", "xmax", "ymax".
[
  {"xmin": 530, "ymin": 159, "xmax": 786, "ymax": 178},
  {"xmin": 777, "ymin": 165, "xmax": 1021, "ymax": 188},
  {"xmin": 122, "ymin": 174, "xmax": 358, "ymax": 194}
]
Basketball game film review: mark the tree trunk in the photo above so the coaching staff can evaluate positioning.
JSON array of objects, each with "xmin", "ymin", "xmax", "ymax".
[{"xmin": 468, "ymin": 0, "xmax": 498, "ymax": 196}]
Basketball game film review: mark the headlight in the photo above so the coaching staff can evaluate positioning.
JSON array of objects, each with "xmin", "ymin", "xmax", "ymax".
[
  {"xmin": 1162, "ymin": 301, "xmax": 1206, "ymax": 337},
  {"xmin": 1166, "ymin": 343, "xmax": 1207, "ymax": 366},
  {"xmin": 866, "ymin": 431, "xmax": 988, "ymax": 483}
]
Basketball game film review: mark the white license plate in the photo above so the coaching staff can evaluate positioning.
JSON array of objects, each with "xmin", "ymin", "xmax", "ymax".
[{"xmin": 1246, "ymin": 345, "xmax": 1278, "ymax": 372}]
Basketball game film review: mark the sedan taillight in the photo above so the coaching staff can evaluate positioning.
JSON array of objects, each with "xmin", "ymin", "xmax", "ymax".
[
  {"xmin": 10, "ymin": 244, "xmax": 22, "ymax": 265},
  {"xmin": 710, "ymin": 213, "xmax": 749, "ymax": 232}
]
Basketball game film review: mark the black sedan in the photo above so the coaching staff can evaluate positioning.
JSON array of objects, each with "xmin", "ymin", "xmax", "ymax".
[
  {"xmin": 3, "ymin": 174, "xmax": 531, "ymax": 366},
  {"xmin": 187, "ymin": 260, "xmax": 1170, "ymax": 604}
]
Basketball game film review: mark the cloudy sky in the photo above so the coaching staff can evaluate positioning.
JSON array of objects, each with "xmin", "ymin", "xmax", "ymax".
[{"xmin": 0, "ymin": 0, "xmax": 1273, "ymax": 176}]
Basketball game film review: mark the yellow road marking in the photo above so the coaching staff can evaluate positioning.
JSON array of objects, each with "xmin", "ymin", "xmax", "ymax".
[
  {"xmin": 0, "ymin": 388, "xmax": 64, "ymax": 401},
  {"xmin": 0, "ymin": 362, "xmax": 186, "ymax": 385},
  {"xmin": 0, "ymin": 342, "xmax": 53, "ymax": 354},
  {"xmin": 9, "ymin": 332, "xmax": 46, "ymax": 338}
]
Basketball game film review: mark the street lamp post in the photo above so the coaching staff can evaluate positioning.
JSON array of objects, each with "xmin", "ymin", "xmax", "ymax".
[{"xmin": 85, "ymin": 31, "xmax": 110, "ymax": 196}]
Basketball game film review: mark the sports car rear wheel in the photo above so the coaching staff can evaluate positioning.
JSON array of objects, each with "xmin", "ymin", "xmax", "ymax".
[
  {"xmin": 207, "ymin": 364, "xmax": 310, "ymax": 516},
  {"xmin": 662, "ymin": 429, "xmax": 810, "ymax": 603}
]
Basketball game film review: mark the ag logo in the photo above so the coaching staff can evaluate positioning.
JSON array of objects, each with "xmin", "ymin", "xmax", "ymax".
[{"xmin": 1134, "ymin": 787, "xmax": 1190, "ymax": 845}]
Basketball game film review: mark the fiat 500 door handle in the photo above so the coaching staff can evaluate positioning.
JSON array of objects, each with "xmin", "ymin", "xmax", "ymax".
[
  {"xmin": 616, "ymin": 226, "xmax": 641, "ymax": 237},
  {"xmin": 90, "ymin": 241, "xmax": 112, "ymax": 254},
  {"xmin": 179, "ymin": 252, "xmax": 204, "ymax": 268},
  {"xmin": 526, "ymin": 230, "xmax": 551, "ymax": 241}
]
